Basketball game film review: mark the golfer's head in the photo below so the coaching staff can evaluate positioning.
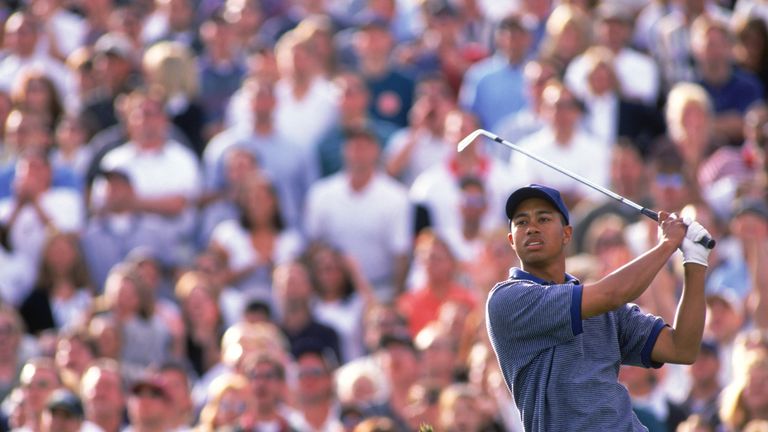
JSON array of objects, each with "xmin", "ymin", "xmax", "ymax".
[{"xmin": 506, "ymin": 184, "xmax": 570, "ymax": 228}]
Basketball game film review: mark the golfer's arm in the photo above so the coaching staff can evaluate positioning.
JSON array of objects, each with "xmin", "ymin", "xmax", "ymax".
[
  {"xmin": 581, "ymin": 241, "xmax": 678, "ymax": 319},
  {"xmin": 651, "ymin": 264, "xmax": 707, "ymax": 365}
]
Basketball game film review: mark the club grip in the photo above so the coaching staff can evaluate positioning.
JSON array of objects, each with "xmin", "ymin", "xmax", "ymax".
[{"xmin": 640, "ymin": 208, "xmax": 716, "ymax": 249}]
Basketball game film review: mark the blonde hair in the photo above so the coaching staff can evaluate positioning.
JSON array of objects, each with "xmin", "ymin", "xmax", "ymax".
[
  {"xmin": 197, "ymin": 372, "xmax": 250, "ymax": 431},
  {"xmin": 541, "ymin": 4, "xmax": 592, "ymax": 65},
  {"xmin": 720, "ymin": 348, "xmax": 768, "ymax": 430},
  {"xmin": 665, "ymin": 82, "xmax": 713, "ymax": 142},
  {"xmin": 142, "ymin": 41, "xmax": 199, "ymax": 98}
]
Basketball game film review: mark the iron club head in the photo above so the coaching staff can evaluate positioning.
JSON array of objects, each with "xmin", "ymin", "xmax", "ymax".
[{"xmin": 457, "ymin": 129, "xmax": 486, "ymax": 152}]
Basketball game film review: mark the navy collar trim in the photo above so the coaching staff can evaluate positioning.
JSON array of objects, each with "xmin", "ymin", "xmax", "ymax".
[{"xmin": 508, "ymin": 267, "xmax": 580, "ymax": 285}]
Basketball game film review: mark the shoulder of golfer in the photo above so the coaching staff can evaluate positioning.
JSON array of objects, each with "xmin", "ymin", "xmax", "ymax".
[{"xmin": 581, "ymin": 211, "xmax": 699, "ymax": 318}]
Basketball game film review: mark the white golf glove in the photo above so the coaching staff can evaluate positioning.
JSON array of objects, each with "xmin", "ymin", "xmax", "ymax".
[{"xmin": 681, "ymin": 217, "xmax": 711, "ymax": 267}]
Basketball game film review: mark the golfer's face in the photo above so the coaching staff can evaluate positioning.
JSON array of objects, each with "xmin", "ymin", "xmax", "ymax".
[{"xmin": 509, "ymin": 198, "xmax": 570, "ymax": 264}]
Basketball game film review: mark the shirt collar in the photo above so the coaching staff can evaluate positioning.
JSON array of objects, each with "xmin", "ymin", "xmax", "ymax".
[{"xmin": 508, "ymin": 267, "xmax": 580, "ymax": 285}]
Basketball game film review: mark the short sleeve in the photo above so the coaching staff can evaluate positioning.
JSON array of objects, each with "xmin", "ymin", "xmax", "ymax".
[
  {"xmin": 616, "ymin": 303, "xmax": 667, "ymax": 368},
  {"xmin": 487, "ymin": 281, "xmax": 583, "ymax": 349}
]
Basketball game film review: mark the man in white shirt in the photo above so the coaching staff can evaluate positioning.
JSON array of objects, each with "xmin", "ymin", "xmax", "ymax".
[
  {"xmin": 305, "ymin": 127, "xmax": 411, "ymax": 301},
  {"xmin": 510, "ymin": 80, "xmax": 611, "ymax": 209},
  {"xmin": 96, "ymin": 89, "xmax": 201, "ymax": 255}
]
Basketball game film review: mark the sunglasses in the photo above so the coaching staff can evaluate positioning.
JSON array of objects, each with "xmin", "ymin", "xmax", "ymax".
[{"xmin": 298, "ymin": 367, "xmax": 327, "ymax": 379}]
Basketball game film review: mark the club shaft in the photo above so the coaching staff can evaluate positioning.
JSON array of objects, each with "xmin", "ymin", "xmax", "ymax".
[{"xmin": 481, "ymin": 131, "xmax": 716, "ymax": 249}]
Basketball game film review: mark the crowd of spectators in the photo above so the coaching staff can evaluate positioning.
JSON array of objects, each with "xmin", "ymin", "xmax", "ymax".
[{"xmin": 0, "ymin": 0, "xmax": 767, "ymax": 430}]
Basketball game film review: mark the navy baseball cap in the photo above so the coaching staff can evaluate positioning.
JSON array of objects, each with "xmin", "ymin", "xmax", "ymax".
[{"xmin": 505, "ymin": 184, "xmax": 570, "ymax": 224}]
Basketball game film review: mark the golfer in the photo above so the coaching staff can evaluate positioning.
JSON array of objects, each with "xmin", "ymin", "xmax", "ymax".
[{"xmin": 487, "ymin": 184, "xmax": 711, "ymax": 431}]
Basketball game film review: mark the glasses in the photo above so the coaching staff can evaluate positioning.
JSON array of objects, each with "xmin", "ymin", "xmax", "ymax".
[
  {"xmin": 24, "ymin": 379, "xmax": 53, "ymax": 390},
  {"xmin": 248, "ymin": 371, "xmax": 280, "ymax": 381},
  {"xmin": 298, "ymin": 367, "xmax": 327, "ymax": 379},
  {"xmin": 219, "ymin": 400, "xmax": 246, "ymax": 414}
]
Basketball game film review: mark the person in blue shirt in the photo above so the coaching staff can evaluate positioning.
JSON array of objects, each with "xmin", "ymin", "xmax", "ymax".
[{"xmin": 486, "ymin": 183, "xmax": 712, "ymax": 431}]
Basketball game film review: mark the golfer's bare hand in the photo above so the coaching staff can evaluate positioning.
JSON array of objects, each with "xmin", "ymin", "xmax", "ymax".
[{"xmin": 658, "ymin": 211, "xmax": 687, "ymax": 250}]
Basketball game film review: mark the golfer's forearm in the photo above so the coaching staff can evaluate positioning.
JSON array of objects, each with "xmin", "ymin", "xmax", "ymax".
[
  {"xmin": 667, "ymin": 265, "xmax": 707, "ymax": 363},
  {"xmin": 583, "ymin": 242, "xmax": 677, "ymax": 317}
]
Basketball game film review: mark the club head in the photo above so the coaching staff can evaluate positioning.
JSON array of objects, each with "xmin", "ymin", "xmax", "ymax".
[{"xmin": 457, "ymin": 129, "xmax": 485, "ymax": 152}]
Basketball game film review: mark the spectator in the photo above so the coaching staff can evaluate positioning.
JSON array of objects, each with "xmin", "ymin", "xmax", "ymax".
[
  {"xmin": 413, "ymin": 321, "xmax": 461, "ymax": 388},
  {"xmin": 16, "ymin": 357, "xmax": 63, "ymax": 432},
  {"xmin": 141, "ymin": 41, "xmax": 207, "ymax": 158},
  {"xmin": 271, "ymin": 261, "xmax": 342, "ymax": 365},
  {"xmin": 409, "ymin": 109, "xmax": 514, "ymax": 253},
  {"xmin": 682, "ymin": 340, "xmax": 723, "ymax": 429},
  {"xmin": 53, "ymin": 329, "xmax": 95, "ymax": 391},
  {"xmin": 618, "ymin": 366, "xmax": 689, "ymax": 432},
  {"xmin": 0, "ymin": 11, "xmax": 76, "ymax": 113},
  {"xmin": 317, "ymin": 70, "xmax": 400, "ymax": 178},
  {"xmin": 468, "ymin": 13, "xmax": 532, "ymax": 131},
  {"xmin": 96, "ymin": 87, "xmax": 202, "ymax": 260},
  {"xmin": 302, "ymin": 241, "xmax": 376, "ymax": 363},
  {"xmin": 690, "ymin": 15, "xmax": 764, "ymax": 145},
  {"xmin": 538, "ymin": 3, "xmax": 591, "ymax": 74},
  {"xmin": 364, "ymin": 332, "xmax": 421, "ymax": 430},
  {"xmin": 99, "ymin": 263, "xmax": 172, "ymax": 382},
  {"xmin": 0, "ymin": 149, "xmax": 84, "ymax": 306},
  {"xmin": 350, "ymin": 17, "xmax": 415, "ymax": 128},
  {"xmin": 174, "ymin": 271, "xmax": 223, "ymax": 377},
  {"xmin": 196, "ymin": 10, "xmax": 247, "ymax": 141},
  {"xmin": 157, "ymin": 361, "xmax": 195, "ymax": 431},
  {"xmin": 305, "ymin": 127, "xmax": 411, "ymax": 300},
  {"xmin": 142, "ymin": 0, "xmax": 202, "ymax": 53},
  {"xmin": 397, "ymin": 230, "xmax": 477, "ymax": 337},
  {"xmin": 720, "ymin": 348, "xmax": 768, "ymax": 431},
  {"xmin": 196, "ymin": 146, "xmax": 261, "ymax": 248},
  {"xmin": 196, "ymin": 372, "xmax": 253, "ymax": 432},
  {"xmin": 90, "ymin": 32, "xmax": 142, "ymax": 128},
  {"xmin": 437, "ymin": 383, "xmax": 488, "ymax": 432},
  {"xmin": 80, "ymin": 169, "xmax": 176, "ymax": 291},
  {"xmin": 205, "ymin": 77, "xmax": 317, "ymax": 230},
  {"xmin": 51, "ymin": 115, "xmax": 92, "ymax": 182},
  {"xmin": 565, "ymin": 2, "xmax": 660, "ymax": 107},
  {"xmin": 9, "ymin": 68, "xmax": 64, "ymax": 132},
  {"xmin": 494, "ymin": 56, "xmax": 558, "ymax": 161},
  {"xmin": 705, "ymin": 288, "xmax": 748, "ymax": 386},
  {"xmin": 458, "ymin": 13, "xmax": 531, "ymax": 114},
  {"xmin": 241, "ymin": 352, "xmax": 304, "ymax": 430},
  {"xmin": 209, "ymin": 173, "xmax": 304, "ymax": 297},
  {"xmin": 39, "ymin": 388, "xmax": 85, "ymax": 432},
  {"xmin": 293, "ymin": 345, "xmax": 345, "ymax": 431},
  {"xmin": 124, "ymin": 374, "xmax": 173, "ymax": 432},
  {"xmin": 574, "ymin": 46, "xmax": 666, "ymax": 157},
  {"xmin": 732, "ymin": 16, "xmax": 768, "ymax": 100},
  {"xmin": 650, "ymin": 0, "xmax": 730, "ymax": 90},
  {"xmin": 0, "ymin": 305, "xmax": 30, "ymax": 403},
  {"xmin": 384, "ymin": 74, "xmax": 454, "ymax": 186},
  {"xmin": 508, "ymin": 79, "xmax": 610, "ymax": 207},
  {"xmin": 19, "ymin": 232, "xmax": 93, "ymax": 335}
]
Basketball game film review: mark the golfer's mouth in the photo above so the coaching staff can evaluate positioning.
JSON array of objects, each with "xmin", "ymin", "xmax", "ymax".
[{"xmin": 525, "ymin": 239, "xmax": 544, "ymax": 249}]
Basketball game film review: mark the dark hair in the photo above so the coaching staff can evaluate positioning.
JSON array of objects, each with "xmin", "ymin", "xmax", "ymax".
[
  {"xmin": 237, "ymin": 175, "xmax": 285, "ymax": 231},
  {"xmin": 35, "ymin": 231, "xmax": 93, "ymax": 295},
  {"xmin": 343, "ymin": 126, "xmax": 379, "ymax": 146},
  {"xmin": 301, "ymin": 241, "xmax": 356, "ymax": 302}
]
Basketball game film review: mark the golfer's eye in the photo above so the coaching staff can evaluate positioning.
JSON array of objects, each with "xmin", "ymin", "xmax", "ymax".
[
  {"xmin": 539, "ymin": 216, "xmax": 551, "ymax": 223},
  {"xmin": 514, "ymin": 219, "xmax": 527, "ymax": 227}
]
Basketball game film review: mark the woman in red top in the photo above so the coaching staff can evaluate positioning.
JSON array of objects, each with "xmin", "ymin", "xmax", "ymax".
[{"xmin": 397, "ymin": 229, "xmax": 478, "ymax": 337}]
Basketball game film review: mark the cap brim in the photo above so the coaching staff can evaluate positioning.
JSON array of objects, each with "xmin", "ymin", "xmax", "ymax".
[{"xmin": 506, "ymin": 187, "xmax": 568, "ymax": 223}]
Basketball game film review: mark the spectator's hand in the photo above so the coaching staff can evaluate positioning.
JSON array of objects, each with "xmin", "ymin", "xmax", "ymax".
[{"xmin": 681, "ymin": 217, "xmax": 712, "ymax": 267}]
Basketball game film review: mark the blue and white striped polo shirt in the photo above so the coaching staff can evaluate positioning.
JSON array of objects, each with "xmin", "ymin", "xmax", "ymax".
[{"xmin": 487, "ymin": 268, "xmax": 667, "ymax": 431}]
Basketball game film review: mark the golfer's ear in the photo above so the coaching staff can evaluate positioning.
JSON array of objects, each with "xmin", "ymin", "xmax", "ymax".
[
  {"xmin": 562, "ymin": 225, "xmax": 573, "ymax": 245},
  {"xmin": 507, "ymin": 232, "xmax": 514, "ymax": 246}
]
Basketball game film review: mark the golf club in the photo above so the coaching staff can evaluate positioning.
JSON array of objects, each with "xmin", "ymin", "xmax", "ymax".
[{"xmin": 458, "ymin": 128, "xmax": 716, "ymax": 249}]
